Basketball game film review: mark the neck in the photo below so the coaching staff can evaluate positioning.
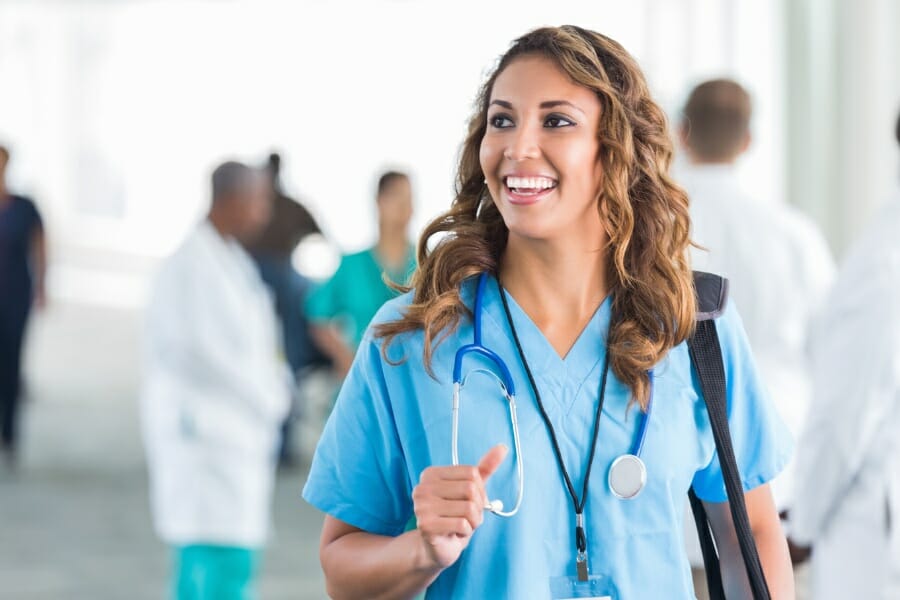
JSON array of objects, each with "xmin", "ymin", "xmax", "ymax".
[
  {"xmin": 499, "ymin": 233, "xmax": 609, "ymax": 325},
  {"xmin": 207, "ymin": 212, "xmax": 232, "ymax": 239},
  {"xmin": 377, "ymin": 226, "xmax": 408, "ymax": 266},
  {"xmin": 690, "ymin": 156, "xmax": 737, "ymax": 167}
]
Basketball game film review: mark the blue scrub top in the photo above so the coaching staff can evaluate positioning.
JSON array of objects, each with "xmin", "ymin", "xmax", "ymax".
[{"xmin": 303, "ymin": 274, "xmax": 792, "ymax": 599}]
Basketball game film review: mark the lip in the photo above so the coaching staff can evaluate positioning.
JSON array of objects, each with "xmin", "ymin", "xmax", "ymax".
[
  {"xmin": 504, "ymin": 186, "xmax": 555, "ymax": 205},
  {"xmin": 501, "ymin": 172, "xmax": 558, "ymax": 206}
]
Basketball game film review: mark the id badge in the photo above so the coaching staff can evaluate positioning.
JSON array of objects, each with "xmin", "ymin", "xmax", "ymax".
[{"xmin": 549, "ymin": 574, "xmax": 617, "ymax": 600}]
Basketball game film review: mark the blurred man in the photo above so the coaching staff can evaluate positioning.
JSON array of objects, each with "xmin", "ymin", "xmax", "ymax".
[
  {"xmin": 305, "ymin": 171, "xmax": 416, "ymax": 378},
  {"xmin": 0, "ymin": 144, "xmax": 46, "ymax": 470},
  {"xmin": 245, "ymin": 153, "xmax": 329, "ymax": 466},
  {"xmin": 788, "ymin": 110, "xmax": 900, "ymax": 600},
  {"xmin": 677, "ymin": 80, "xmax": 835, "ymax": 592},
  {"xmin": 680, "ymin": 79, "xmax": 835, "ymax": 501},
  {"xmin": 141, "ymin": 161, "xmax": 290, "ymax": 599}
]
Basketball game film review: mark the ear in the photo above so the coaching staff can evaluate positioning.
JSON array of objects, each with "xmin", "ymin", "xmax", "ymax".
[
  {"xmin": 678, "ymin": 122, "xmax": 690, "ymax": 149},
  {"xmin": 740, "ymin": 131, "xmax": 752, "ymax": 154}
]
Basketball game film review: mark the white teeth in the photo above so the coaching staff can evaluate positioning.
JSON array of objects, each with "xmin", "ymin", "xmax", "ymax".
[{"xmin": 505, "ymin": 176, "xmax": 556, "ymax": 190}]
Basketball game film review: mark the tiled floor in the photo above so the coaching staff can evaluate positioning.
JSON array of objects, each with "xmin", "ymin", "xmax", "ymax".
[{"xmin": 0, "ymin": 302, "xmax": 327, "ymax": 599}]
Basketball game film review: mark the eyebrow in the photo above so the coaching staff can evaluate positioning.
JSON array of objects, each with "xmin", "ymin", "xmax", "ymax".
[{"xmin": 489, "ymin": 99, "xmax": 586, "ymax": 115}]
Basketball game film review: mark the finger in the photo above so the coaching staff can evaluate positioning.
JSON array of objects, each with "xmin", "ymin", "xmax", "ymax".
[
  {"xmin": 423, "ymin": 479, "xmax": 486, "ymax": 504},
  {"xmin": 415, "ymin": 493, "xmax": 485, "ymax": 522},
  {"xmin": 477, "ymin": 444, "xmax": 509, "ymax": 481},
  {"xmin": 420, "ymin": 515, "xmax": 474, "ymax": 539},
  {"xmin": 422, "ymin": 465, "xmax": 482, "ymax": 482}
]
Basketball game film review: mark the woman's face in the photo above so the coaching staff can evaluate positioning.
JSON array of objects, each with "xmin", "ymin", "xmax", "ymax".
[{"xmin": 480, "ymin": 54, "xmax": 605, "ymax": 244}]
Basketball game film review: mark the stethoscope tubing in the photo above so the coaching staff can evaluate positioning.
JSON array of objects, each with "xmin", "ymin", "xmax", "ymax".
[{"xmin": 451, "ymin": 273, "xmax": 653, "ymax": 515}]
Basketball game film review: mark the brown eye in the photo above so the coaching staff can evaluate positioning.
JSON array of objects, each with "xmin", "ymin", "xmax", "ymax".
[
  {"xmin": 545, "ymin": 115, "xmax": 574, "ymax": 128},
  {"xmin": 489, "ymin": 115, "xmax": 514, "ymax": 129}
]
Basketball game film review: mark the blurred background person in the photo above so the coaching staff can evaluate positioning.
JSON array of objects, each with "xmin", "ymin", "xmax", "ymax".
[
  {"xmin": 679, "ymin": 78, "xmax": 835, "ymax": 503},
  {"xmin": 787, "ymin": 109, "xmax": 900, "ymax": 600},
  {"xmin": 305, "ymin": 170, "xmax": 416, "ymax": 379},
  {"xmin": 140, "ymin": 161, "xmax": 291, "ymax": 600},
  {"xmin": 677, "ymin": 79, "xmax": 836, "ymax": 596},
  {"xmin": 246, "ymin": 152, "xmax": 329, "ymax": 468},
  {"xmin": 0, "ymin": 144, "xmax": 46, "ymax": 470}
]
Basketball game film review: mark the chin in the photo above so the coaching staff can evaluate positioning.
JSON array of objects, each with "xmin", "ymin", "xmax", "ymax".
[{"xmin": 505, "ymin": 221, "xmax": 557, "ymax": 243}]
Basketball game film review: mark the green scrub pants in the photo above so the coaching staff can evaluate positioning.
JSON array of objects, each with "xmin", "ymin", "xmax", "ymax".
[{"xmin": 172, "ymin": 545, "xmax": 261, "ymax": 600}]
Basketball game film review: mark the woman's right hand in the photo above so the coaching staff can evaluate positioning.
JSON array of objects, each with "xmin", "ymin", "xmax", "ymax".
[{"xmin": 412, "ymin": 444, "xmax": 509, "ymax": 570}]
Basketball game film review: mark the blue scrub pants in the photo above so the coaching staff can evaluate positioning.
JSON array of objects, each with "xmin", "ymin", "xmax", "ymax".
[{"xmin": 172, "ymin": 545, "xmax": 261, "ymax": 600}]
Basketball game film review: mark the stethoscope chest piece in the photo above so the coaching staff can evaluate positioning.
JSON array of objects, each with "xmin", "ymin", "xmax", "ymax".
[{"xmin": 608, "ymin": 454, "xmax": 647, "ymax": 500}]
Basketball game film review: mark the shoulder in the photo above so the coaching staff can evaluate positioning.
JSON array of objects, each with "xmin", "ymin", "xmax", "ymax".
[
  {"xmin": 346, "ymin": 248, "xmax": 375, "ymax": 262},
  {"xmin": 157, "ymin": 226, "xmax": 212, "ymax": 281},
  {"xmin": 366, "ymin": 289, "xmax": 417, "ymax": 332},
  {"xmin": 331, "ymin": 248, "xmax": 374, "ymax": 274},
  {"xmin": 362, "ymin": 280, "xmax": 476, "ymax": 354},
  {"xmin": 688, "ymin": 272, "xmax": 751, "ymax": 360},
  {"xmin": 12, "ymin": 195, "xmax": 41, "ymax": 219}
]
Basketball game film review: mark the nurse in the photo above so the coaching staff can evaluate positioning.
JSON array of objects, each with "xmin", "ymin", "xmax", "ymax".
[{"xmin": 303, "ymin": 26, "xmax": 794, "ymax": 599}]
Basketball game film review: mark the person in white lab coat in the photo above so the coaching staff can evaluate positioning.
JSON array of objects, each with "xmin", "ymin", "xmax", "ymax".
[
  {"xmin": 677, "ymin": 80, "xmax": 836, "ymax": 594},
  {"xmin": 787, "ymin": 111, "xmax": 900, "ymax": 600},
  {"xmin": 679, "ymin": 79, "xmax": 835, "ymax": 508},
  {"xmin": 141, "ymin": 161, "xmax": 291, "ymax": 600}
]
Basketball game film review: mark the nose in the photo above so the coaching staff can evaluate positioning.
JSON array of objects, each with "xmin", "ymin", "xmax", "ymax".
[{"xmin": 503, "ymin": 122, "xmax": 540, "ymax": 162}]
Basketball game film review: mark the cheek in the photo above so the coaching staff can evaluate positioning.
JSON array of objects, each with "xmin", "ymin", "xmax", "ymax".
[
  {"xmin": 559, "ymin": 139, "xmax": 601, "ymax": 191},
  {"xmin": 479, "ymin": 138, "xmax": 502, "ymax": 181}
]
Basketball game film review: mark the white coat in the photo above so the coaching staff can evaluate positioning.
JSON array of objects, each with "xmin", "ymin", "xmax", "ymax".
[
  {"xmin": 790, "ymin": 192, "xmax": 900, "ymax": 600},
  {"xmin": 684, "ymin": 164, "xmax": 835, "ymax": 507},
  {"xmin": 680, "ymin": 164, "xmax": 836, "ymax": 568},
  {"xmin": 141, "ymin": 220, "xmax": 290, "ymax": 548}
]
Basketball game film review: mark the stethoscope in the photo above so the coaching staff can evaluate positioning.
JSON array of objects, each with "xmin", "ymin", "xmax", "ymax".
[{"xmin": 450, "ymin": 273, "xmax": 653, "ymax": 517}]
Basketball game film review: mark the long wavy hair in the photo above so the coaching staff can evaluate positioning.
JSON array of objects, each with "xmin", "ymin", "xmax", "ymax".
[{"xmin": 375, "ymin": 25, "xmax": 695, "ymax": 409}]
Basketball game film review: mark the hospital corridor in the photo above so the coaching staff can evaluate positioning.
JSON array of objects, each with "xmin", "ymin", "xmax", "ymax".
[{"xmin": 2, "ymin": 1, "xmax": 899, "ymax": 599}]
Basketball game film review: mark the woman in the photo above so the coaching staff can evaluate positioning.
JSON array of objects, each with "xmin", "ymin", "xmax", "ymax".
[{"xmin": 303, "ymin": 26, "xmax": 793, "ymax": 599}]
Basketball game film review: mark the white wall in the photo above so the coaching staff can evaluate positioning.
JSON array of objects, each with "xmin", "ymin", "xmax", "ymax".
[{"xmin": 786, "ymin": 0, "xmax": 900, "ymax": 255}]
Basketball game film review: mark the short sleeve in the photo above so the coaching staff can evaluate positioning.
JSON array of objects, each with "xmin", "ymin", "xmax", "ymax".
[
  {"xmin": 301, "ymin": 333, "xmax": 413, "ymax": 535},
  {"xmin": 691, "ymin": 299, "xmax": 794, "ymax": 502},
  {"xmin": 15, "ymin": 196, "xmax": 43, "ymax": 233},
  {"xmin": 27, "ymin": 199, "xmax": 43, "ymax": 232},
  {"xmin": 305, "ymin": 258, "xmax": 346, "ymax": 322}
]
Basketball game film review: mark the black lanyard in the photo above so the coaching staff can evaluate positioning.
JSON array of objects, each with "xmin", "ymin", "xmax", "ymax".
[{"xmin": 498, "ymin": 281, "xmax": 610, "ymax": 581}]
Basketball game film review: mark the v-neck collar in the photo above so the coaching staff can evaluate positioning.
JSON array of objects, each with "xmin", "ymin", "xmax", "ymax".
[{"xmin": 478, "ymin": 274, "xmax": 612, "ymax": 383}]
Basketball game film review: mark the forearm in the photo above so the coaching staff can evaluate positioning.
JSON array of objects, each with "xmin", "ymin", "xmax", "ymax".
[
  {"xmin": 718, "ymin": 528, "xmax": 793, "ymax": 600},
  {"xmin": 321, "ymin": 528, "xmax": 442, "ymax": 600},
  {"xmin": 310, "ymin": 324, "xmax": 355, "ymax": 377},
  {"xmin": 754, "ymin": 522, "xmax": 794, "ymax": 599},
  {"xmin": 706, "ymin": 485, "xmax": 794, "ymax": 599}
]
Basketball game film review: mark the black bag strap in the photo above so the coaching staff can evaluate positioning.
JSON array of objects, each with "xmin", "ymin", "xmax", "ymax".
[
  {"xmin": 689, "ymin": 271, "xmax": 771, "ymax": 600},
  {"xmin": 689, "ymin": 487, "xmax": 726, "ymax": 598}
]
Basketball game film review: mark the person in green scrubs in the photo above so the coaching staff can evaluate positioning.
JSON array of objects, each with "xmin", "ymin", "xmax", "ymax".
[{"xmin": 306, "ymin": 171, "xmax": 416, "ymax": 378}]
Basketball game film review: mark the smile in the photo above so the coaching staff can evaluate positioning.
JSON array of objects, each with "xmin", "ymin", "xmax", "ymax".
[{"xmin": 503, "ymin": 175, "xmax": 558, "ymax": 205}]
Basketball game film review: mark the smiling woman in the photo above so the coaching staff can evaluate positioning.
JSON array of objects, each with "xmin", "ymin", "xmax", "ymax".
[{"xmin": 303, "ymin": 25, "xmax": 794, "ymax": 600}]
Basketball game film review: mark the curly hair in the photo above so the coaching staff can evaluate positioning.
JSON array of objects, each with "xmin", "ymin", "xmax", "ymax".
[{"xmin": 375, "ymin": 25, "xmax": 695, "ymax": 409}]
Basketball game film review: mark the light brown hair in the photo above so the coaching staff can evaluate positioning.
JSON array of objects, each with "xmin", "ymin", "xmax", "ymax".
[{"xmin": 375, "ymin": 25, "xmax": 695, "ymax": 408}]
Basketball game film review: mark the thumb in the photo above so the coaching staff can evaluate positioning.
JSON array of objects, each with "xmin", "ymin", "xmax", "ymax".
[{"xmin": 477, "ymin": 444, "xmax": 509, "ymax": 481}]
